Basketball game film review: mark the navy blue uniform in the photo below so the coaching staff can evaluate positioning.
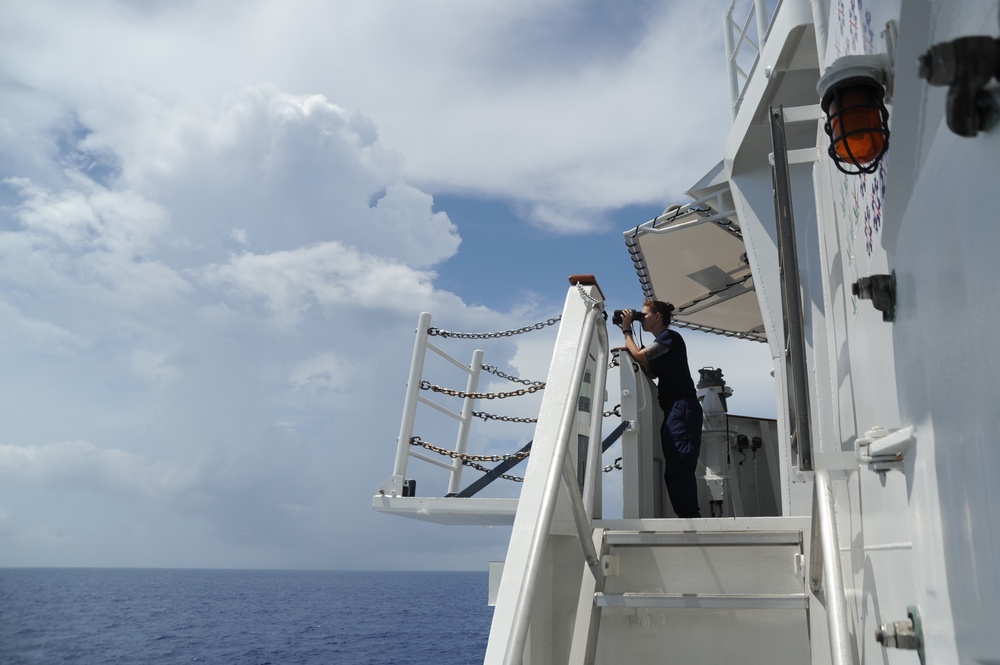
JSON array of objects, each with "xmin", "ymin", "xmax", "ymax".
[{"xmin": 644, "ymin": 328, "xmax": 702, "ymax": 518}]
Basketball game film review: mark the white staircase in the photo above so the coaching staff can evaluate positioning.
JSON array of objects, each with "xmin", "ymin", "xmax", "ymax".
[
  {"xmin": 585, "ymin": 517, "xmax": 815, "ymax": 664},
  {"xmin": 482, "ymin": 280, "xmax": 845, "ymax": 665}
]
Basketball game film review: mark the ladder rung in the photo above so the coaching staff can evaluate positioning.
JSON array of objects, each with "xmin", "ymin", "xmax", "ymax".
[
  {"xmin": 595, "ymin": 591, "xmax": 808, "ymax": 610},
  {"xmin": 604, "ymin": 530, "xmax": 802, "ymax": 547}
]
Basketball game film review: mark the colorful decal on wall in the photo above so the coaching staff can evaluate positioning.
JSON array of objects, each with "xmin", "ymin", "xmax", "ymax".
[
  {"xmin": 835, "ymin": 153, "xmax": 887, "ymax": 318},
  {"xmin": 836, "ymin": 0, "xmax": 876, "ymax": 56},
  {"xmin": 835, "ymin": 157, "xmax": 886, "ymax": 263},
  {"xmin": 860, "ymin": 160, "xmax": 887, "ymax": 257}
]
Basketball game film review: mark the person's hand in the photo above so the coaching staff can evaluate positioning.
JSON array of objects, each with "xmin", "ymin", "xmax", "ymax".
[{"xmin": 621, "ymin": 309, "xmax": 634, "ymax": 331}]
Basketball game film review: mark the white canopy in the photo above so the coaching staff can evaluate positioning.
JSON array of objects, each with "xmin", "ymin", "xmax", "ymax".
[{"xmin": 624, "ymin": 202, "xmax": 766, "ymax": 342}]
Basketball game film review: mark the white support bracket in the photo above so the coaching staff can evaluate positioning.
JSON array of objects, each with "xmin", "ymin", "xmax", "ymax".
[{"xmin": 856, "ymin": 425, "xmax": 915, "ymax": 473}]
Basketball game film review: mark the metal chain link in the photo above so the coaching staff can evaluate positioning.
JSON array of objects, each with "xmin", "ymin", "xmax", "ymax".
[
  {"xmin": 472, "ymin": 404, "xmax": 618, "ymax": 423},
  {"xmin": 428, "ymin": 316, "xmax": 561, "ymax": 339},
  {"xmin": 472, "ymin": 411, "xmax": 538, "ymax": 424},
  {"xmin": 419, "ymin": 380, "xmax": 544, "ymax": 400},
  {"xmin": 575, "ymin": 283, "xmax": 604, "ymax": 308},
  {"xmin": 409, "ymin": 436, "xmax": 530, "ymax": 463},
  {"xmin": 411, "ymin": 435, "xmax": 621, "ymax": 482},
  {"xmin": 463, "ymin": 460, "xmax": 524, "ymax": 483},
  {"xmin": 480, "ymin": 364, "xmax": 544, "ymax": 386},
  {"xmin": 413, "ymin": 285, "xmax": 617, "ymax": 483}
]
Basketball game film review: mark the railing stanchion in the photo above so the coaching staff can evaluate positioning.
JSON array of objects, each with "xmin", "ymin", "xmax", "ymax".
[
  {"xmin": 393, "ymin": 312, "xmax": 432, "ymax": 481},
  {"xmin": 448, "ymin": 349, "xmax": 484, "ymax": 495}
]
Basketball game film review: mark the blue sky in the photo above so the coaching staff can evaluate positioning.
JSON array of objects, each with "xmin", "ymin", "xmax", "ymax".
[{"xmin": 0, "ymin": 0, "xmax": 775, "ymax": 570}]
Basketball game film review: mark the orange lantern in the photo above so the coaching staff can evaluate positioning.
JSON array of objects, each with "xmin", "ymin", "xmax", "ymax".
[{"xmin": 818, "ymin": 64, "xmax": 891, "ymax": 175}]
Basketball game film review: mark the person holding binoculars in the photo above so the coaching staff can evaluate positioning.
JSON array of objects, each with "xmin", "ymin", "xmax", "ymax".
[{"xmin": 617, "ymin": 299, "xmax": 702, "ymax": 519}]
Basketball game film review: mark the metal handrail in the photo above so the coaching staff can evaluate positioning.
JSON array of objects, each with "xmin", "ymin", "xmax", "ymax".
[
  {"xmin": 725, "ymin": 0, "xmax": 778, "ymax": 117},
  {"xmin": 389, "ymin": 311, "xmax": 483, "ymax": 494},
  {"xmin": 503, "ymin": 303, "xmax": 609, "ymax": 665},
  {"xmin": 809, "ymin": 469, "xmax": 855, "ymax": 665}
]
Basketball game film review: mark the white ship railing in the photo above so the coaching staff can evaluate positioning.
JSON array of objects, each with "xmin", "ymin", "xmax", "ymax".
[
  {"xmin": 724, "ymin": 0, "xmax": 780, "ymax": 117},
  {"xmin": 483, "ymin": 281, "xmax": 609, "ymax": 665},
  {"xmin": 809, "ymin": 468, "xmax": 856, "ymax": 665},
  {"xmin": 504, "ymin": 301, "xmax": 608, "ymax": 664},
  {"xmin": 388, "ymin": 311, "xmax": 484, "ymax": 496}
]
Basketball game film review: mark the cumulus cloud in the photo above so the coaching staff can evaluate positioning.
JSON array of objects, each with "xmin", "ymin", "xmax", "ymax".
[
  {"xmin": 108, "ymin": 86, "xmax": 463, "ymax": 266},
  {"xmin": 1, "ymin": 1, "xmax": 729, "ymax": 235},
  {"xmin": 0, "ymin": 57, "xmax": 481, "ymax": 567},
  {"xmin": 0, "ymin": 1, "xmax": 750, "ymax": 569},
  {"xmin": 201, "ymin": 240, "xmax": 451, "ymax": 328},
  {"xmin": 0, "ymin": 176, "xmax": 189, "ymax": 307}
]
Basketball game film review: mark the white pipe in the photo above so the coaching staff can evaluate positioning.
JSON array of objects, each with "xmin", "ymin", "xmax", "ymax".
[
  {"xmin": 393, "ymin": 312, "xmax": 432, "ymax": 479},
  {"xmin": 755, "ymin": 0, "xmax": 769, "ymax": 46},
  {"xmin": 724, "ymin": 5, "xmax": 740, "ymax": 117},
  {"xmin": 448, "ymin": 349, "xmax": 484, "ymax": 495},
  {"xmin": 562, "ymin": 455, "xmax": 603, "ymax": 579},
  {"xmin": 810, "ymin": 469, "xmax": 854, "ymax": 665}
]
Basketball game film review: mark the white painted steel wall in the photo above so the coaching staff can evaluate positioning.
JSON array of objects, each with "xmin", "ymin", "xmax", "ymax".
[{"xmin": 724, "ymin": 0, "xmax": 1000, "ymax": 661}]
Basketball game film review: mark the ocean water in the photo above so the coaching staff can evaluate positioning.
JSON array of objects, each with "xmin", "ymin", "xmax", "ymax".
[{"xmin": 0, "ymin": 568, "xmax": 493, "ymax": 664}]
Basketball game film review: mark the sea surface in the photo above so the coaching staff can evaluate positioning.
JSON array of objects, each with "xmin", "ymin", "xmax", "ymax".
[{"xmin": 0, "ymin": 568, "xmax": 493, "ymax": 664}]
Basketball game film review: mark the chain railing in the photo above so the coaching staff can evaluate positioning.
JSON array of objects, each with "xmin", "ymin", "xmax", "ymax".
[
  {"xmin": 379, "ymin": 285, "xmax": 624, "ymax": 500},
  {"xmin": 419, "ymin": 380, "xmax": 545, "ymax": 400},
  {"xmin": 428, "ymin": 316, "xmax": 561, "ymax": 339},
  {"xmin": 380, "ymin": 310, "xmax": 568, "ymax": 498},
  {"xmin": 409, "ymin": 405, "xmax": 625, "ymax": 485}
]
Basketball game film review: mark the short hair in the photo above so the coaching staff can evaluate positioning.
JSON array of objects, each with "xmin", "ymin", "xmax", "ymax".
[{"xmin": 643, "ymin": 298, "xmax": 675, "ymax": 326}]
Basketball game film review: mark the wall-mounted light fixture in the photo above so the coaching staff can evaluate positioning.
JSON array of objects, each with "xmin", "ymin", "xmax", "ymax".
[
  {"xmin": 817, "ymin": 58, "xmax": 891, "ymax": 175},
  {"xmin": 919, "ymin": 36, "xmax": 1000, "ymax": 137}
]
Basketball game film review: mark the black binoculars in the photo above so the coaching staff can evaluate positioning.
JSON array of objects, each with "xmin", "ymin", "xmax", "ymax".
[{"xmin": 612, "ymin": 310, "xmax": 646, "ymax": 326}]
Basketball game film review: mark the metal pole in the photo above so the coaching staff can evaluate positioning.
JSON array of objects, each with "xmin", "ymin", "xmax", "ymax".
[
  {"xmin": 562, "ymin": 455, "xmax": 604, "ymax": 580},
  {"xmin": 810, "ymin": 469, "xmax": 854, "ymax": 665},
  {"xmin": 769, "ymin": 106, "xmax": 814, "ymax": 470},
  {"xmin": 448, "ymin": 349, "xmax": 483, "ymax": 495},
  {"xmin": 754, "ymin": 0, "xmax": 769, "ymax": 48},
  {"xmin": 503, "ymin": 308, "xmax": 600, "ymax": 665},
  {"xmin": 393, "ymin": 312, "xmax": 432, "ymax": 479},
  {"xmin": 723, "ymin": 5, "xmax": 740, "ymax": 117}
]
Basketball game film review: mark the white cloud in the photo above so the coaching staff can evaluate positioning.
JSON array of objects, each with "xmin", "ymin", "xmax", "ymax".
[
  {"xmin": 1, "ymin": 1, "xmax": 729, "ymax": 234},
  {"xmin": 289, "ymin": 351, "xmax": 355, "ymax": 396},
  {"xmin": 0, "ymin": 441, "xmax": 194, "ymax": 499},
  {"xmin": 0, "ymin": 1, "xmax": 750, "ymax": 570},
  {"xmin": 200, "ymin": 240, "xmax": 447, "ymax": 328},
  {"xmin": 0, "ymin": 176, "xmax": 191, "ymax": 316}
]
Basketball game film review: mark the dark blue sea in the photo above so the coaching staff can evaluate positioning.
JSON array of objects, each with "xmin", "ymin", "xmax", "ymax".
[{"xmin": 0, "ymin": 569, "xmax": 493, "ymax": 664}]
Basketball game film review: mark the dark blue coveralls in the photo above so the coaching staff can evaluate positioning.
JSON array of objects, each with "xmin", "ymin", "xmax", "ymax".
[{"xmin": 644, "ymin": 328, "xmax": 703, "ymax": 518}]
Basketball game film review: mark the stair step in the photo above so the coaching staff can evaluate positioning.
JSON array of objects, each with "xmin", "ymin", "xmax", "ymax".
[
  {"xmin": 595, "ymin": 591, "xmax": 809, "ymax": 610},
  {"xmin": 604, "ymin": 529, "xmax": 802, "ymax": 547}
]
